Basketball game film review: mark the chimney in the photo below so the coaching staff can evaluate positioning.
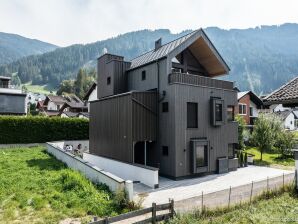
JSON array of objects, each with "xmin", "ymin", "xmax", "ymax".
[{"xmin": 155, "ymin": 38, "xmax": 162, "ymax": 51}]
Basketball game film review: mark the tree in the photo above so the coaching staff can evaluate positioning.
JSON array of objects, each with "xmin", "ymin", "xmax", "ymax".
[
  {"xmin": 74, "ymin": 68, "xmax": 86, "ymax": 98},
  {"xmin": 11, "ymin": 74, "xmax": 21, "ymax": 86},
  {"xmin": 57, "ymin": 80, "xmax": 75, "ymax": 96},
  {"xmin": 235, "ymin": 115, "xmax": 246, "ymax": 150},
  {"xmin": 251, "ymin": 113, "xmax": 282, "ymax": 160},
  {"xmin": 275, "ymin": 130, "xmax": 295, "ymax": 157}
]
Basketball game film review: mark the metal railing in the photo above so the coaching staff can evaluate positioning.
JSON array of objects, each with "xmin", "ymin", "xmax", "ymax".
[{"xmin": 168, "ymin": 72, "xmax": 234, "ymax": 90}]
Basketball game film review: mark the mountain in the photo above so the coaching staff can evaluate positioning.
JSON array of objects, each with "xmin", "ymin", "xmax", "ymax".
[
  {"xmin": 0, "ymin": 32, "xmax": 58, "ymax": 65},
  {"xmin": 1, "ymin": 24, "xmax": 298, "ymax": 94}
]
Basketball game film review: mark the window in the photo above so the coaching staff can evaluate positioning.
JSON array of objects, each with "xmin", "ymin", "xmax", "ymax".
[
  {"xmin": 195, "ymin": 145, "xmax": 208, "ymax": 167},
  {"xmin": 215, "ymin": 103, "xmax": 223, "ymax": 122},
  {"xmin": 228, "ymin": 144, "xmax": 235, "ymax": 159},
  {"xmin": 249, "ymin": 107, "xmax": 253, "ymax": 117},
  {"xmin": 239, "ymin": 104, "xmax": 247, "ymax": 115},
  {"xmin": 57, "ymin": 105, "xmax": 60, "ymax": 110},
  {"xmin": 162, "ymin": 102, "xmax": 168, "ymax": 112},
  {"xmin": 107, "ymin": 77, "xmax": 111, "ymax": 85},
  {"xmin": 187, "ymin": 102, "xmax": 198, "ymax": 128},
  {"xmin": 141, "ymin": 70, "xmax": 146, "ymax": 81},
  {"xmin": 162, "ymin": 146, "xmax": 168, "ymax": 156},
  {"xmin": 227, "ymin": 106, "xmax": 235, "ymax": 121},
  {"xmin": 211, "ymin": 98, "xmax": 224, "ymax": 126}
]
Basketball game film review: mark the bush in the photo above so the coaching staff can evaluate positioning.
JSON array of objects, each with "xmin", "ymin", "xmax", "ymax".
[
  {"xmin": 0, "ymin": 116, "xmax": 88, "ymax": 144},
  {"xmin": 235, "ymin": 115, "xmax": 246, "ymax": 150},
  {"xmin": 275, "ymin": 130, "xmax": 295, "ymax": 157}
]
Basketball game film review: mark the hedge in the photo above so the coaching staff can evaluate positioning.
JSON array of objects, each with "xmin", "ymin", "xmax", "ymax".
[{"xmin": 0, "ymin": 116, "xmax": 89, "ymax": 144}]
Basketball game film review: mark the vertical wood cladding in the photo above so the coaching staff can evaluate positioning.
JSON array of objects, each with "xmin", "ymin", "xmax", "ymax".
[{"xmin": 89, "ymin": 91, "xmax": 157, "ymax": 163}]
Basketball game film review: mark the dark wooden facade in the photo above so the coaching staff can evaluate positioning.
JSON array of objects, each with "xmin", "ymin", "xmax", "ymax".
[{"xmin": 89, "ymin": 29, "xmax": 239, "ymax": 179}]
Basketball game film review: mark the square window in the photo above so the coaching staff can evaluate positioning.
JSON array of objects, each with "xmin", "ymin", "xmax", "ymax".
[
  {"xmin": 107, "ymin": 77, "xmax": 111, "ymax": 85},
  {"xmin": 239, "ymin": 104, "xmax": 247, "ymax": 115},
  {"xmin": 162, "ymin": 102, "xmax": 168, "ymax": 112},
  {"xmin": 142, "ymin": 71, "xmax": 146, "ymax": 81},
  {"xmin": 162, "ymin": 146, "xmax": 168, "ymax": 156}
]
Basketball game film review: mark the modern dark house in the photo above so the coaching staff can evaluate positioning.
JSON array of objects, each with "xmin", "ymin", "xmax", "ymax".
[
  {"xmin": 0, "ymin": 76, "xmax": 27, "ymax": 115},
  {"xmin": 89, "ymin": 29, "xmax": 239, "ymax": 179}
]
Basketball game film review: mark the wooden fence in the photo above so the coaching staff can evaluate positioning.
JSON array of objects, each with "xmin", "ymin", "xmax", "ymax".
[{"xmin": 90, "ymin": 200, "xmax": 174, "ymax": 224}]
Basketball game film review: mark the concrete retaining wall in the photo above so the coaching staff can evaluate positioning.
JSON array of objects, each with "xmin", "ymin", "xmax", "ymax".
[
  {"xmin": 46, "ymin": 142, "xmax": 133, "ymax": 200},
  {"xmin": 84, "ymin": 153, "xmax": 159, "ymax": 188}
]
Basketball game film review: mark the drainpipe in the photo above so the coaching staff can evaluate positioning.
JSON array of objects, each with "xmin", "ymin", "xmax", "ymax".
[{"xmin": 156, "ymin": 60, "xmax": 160, "ymax": 169}]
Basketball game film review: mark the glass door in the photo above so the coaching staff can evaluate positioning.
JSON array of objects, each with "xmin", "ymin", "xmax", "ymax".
[{"xmin": 191, "ymin": 140, "xmax": 209, "ymax": 173}]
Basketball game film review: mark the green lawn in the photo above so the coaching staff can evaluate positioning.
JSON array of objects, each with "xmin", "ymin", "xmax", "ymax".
[
  {"xmin": 0, "ymin": 146, "xmax": 124, "ymax": 223},
  {"xmin": 245, "ymin": 147, "xmax": 295, "ymax": 168},
  {"xmin": 169, "ymin": 190, "xmax": 298, "ymax": 224},
  {"xmin": 23, "ymin": 83, "xmax": 57, "ymax": 95}
]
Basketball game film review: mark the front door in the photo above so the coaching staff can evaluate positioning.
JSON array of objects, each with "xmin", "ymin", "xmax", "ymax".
[{"xmin": 191, "ymin": 140, "xmax": 209, "ymax": 173}]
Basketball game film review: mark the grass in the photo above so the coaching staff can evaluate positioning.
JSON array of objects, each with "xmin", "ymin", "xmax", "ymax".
[
  {"xmin": 0, "ymin": 146, "xmax": 125, "ymax": 223},
  {"xmin": 23, "ymin": 82, "xmax": 57, "ymax": 95},
  {"xmin": 245, "ymin": 147, "xmax": 295, "ymax": 168},
  {"xmin": 168, "ymin": 188, "xmax": 298, "ymax": 224}
]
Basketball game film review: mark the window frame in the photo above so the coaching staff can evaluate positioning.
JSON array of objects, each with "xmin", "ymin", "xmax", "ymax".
[
  {"xmin": 187, "ymin": 102, "xmax": 198, "ymax": 129},
  {"xmin": 211, "ymin": 98, "xmax": 224, "ymax": 126},
  {"xmin": 238, "ymin": 103, "xmax": 247, "ymax": 115},
  {"xmin": 162, "ymin": 146, "xmax": 169, "ymax": 156}
]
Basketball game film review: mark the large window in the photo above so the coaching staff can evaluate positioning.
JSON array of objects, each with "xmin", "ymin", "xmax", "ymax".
[
  {"xmin": 239, "ymin": 104, "xmax": 247, "ymax": 115},
  {"xmin": 227, "ymin": 106, "xmax": 235, "ymax": 121},
  {"xmin": 187, "ymin": 102, "xmax": 198, "ymax": 128},
  {"xmin": 228, "ymin": 144, "xmax": 235, "ymax": 159},
  {"xmin": 195, "ymin": 145, "xmax": 208, "ymax": 167}
]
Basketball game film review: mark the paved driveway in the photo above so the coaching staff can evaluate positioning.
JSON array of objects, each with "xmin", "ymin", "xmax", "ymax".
[{"xmin": 134, "ymin": 166, "xmax": 294, "ymax": 208}]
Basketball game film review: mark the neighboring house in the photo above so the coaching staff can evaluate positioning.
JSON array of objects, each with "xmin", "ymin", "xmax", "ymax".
[
  {"xmin": 77, "ymin": 112, "xmax": 89, "ymax": 119},
  {"xmin": 274, "ymin": 110, "xmax": 296, "ymax": 130},
  {"xmin": 263, "ymin": 76, "xmax": 298, "ymax": 107},
  {"xmin": 36, "ymin": 100, "xmax": 45, "ymax": 111},
  {"xmin": 27, "ymin": 92, "xmax": 46, "ymax": 105},
  {"xmin": 236, "ymin": 91, "xmax": 263, "ymax": 126},
  {"xmin": 0, "ymin": 76, "xmax": 27, "ymax": 115},
  {"xmin": 58, "ymin": 95, "xmax": 88, "ymax": 117},
  {"xmin": 83, "ymin": 82, "xmax": 97, "ymax": 112},
  {"xmin": 42, "ymin": 95, "xmax": 67, "ymax": 116},
  {"xmin": 89, "ymin": 29, "xmax": 239, "ymax": 179}
]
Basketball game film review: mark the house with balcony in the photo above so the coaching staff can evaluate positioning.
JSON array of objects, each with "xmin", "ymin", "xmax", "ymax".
[
  {"xmin": 0, "ymin": 76, "xmax": 27, "ymax": 115},
  {"xmin": 89, "ymin": 29, "xmax": 239, "ymax": 179},
  {"xmin": 236, "ymin": 91, "xmax": 263, "ymax": 126}
]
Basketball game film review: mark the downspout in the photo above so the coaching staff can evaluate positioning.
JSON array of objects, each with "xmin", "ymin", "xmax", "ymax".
[{"xmin": 156, "ymin": 60, "xmax": 160, "ymax": 169}]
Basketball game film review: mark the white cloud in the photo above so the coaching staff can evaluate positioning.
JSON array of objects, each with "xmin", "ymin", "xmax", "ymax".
[{"xmin": 0, "ymin": 0, "xmax": 298, "ymax": 46}]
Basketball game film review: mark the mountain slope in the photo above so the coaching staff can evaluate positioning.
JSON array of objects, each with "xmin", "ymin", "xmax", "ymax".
[
  {"xmin": 0, "ymin": 32, "xmax": 58, "ymax": 65},
  {"xmin": 1, "ymin": 24, "xmax": 298, "ymax": 94}
]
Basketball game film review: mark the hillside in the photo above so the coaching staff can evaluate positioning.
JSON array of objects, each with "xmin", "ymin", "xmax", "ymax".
[
  {"xmin": 1, "ymin": 24, "xmax": 298, "ymax": 94},
  {"xmin": 0, "ymin": 32, "xmax": 58, "ymax": 65}
]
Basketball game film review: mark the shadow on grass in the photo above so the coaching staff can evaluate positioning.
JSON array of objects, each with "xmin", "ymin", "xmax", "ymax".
[
  {"xmin": 26, "ymin": 157, "xmax": 66, "ymax": 171},
  {"xmin": 254, "ymin": 159, "xmax": 271, "ymax": 166}
]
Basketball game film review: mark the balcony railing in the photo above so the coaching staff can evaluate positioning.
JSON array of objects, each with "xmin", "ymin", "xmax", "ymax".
[{"xmin": 168, "ymin": 72, "xmax": 234, "ymax": 90}]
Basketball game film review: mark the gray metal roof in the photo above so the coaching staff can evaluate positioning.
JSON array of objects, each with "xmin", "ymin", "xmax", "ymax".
[{"xmin": 129, "ymin": 30, "xmax": 197, "ymax": 70}]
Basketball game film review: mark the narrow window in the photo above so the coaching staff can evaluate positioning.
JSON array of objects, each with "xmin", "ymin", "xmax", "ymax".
[
  {"xmin": 227, "ymin": 106, "xmax": 235, "ymax": 121},
  {"xmin": 141, "ymin": 70, "xmax": 146, "ymax": 81},
  {"xmin": 195, "ymin": 145, "xmax": 208, "ymax": 167},
  {"xmin": 228, "ymin": 144, "xmax": 235, "ymax": 159},
  {"xmin": 162, "ymin": 102, "xmax": 168, "ymax": 112},
  {"xmin": 187, "ymin": 102, "xmax": 198, "ymax": 128},
  {"xmin": 215, "ymin": 103, "xmax": 223, "ymax": 122},
  {"xmin": 162, "ymin": 146, "xmax": 168, "ymax": 156},
  {"xmin": 249, "ymin": 107, "xmax": 253, "ymax": 116},
  {"xmin": 239, "ymin": 104, "xmax": 247, "ymax": 115},
  {"xmin": 107, "ymin": 77, "xmax": 111, "ymax": 85}
]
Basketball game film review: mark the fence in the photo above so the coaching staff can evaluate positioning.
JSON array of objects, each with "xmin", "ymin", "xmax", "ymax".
[
  {"xmin": 175, "ymin": 172, "xmax": 295, "ymax": 212},
  {"xmin": 90, "ymin": 200, "xmax": 174, "ymax": 224}
]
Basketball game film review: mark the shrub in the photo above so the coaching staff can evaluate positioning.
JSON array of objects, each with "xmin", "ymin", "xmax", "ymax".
[
  {"xmin": 235, "ymin": 115, "xmax": 246, "ymax": 150},
  {"xmin": 275, "ymin": 130, "xmax": 295, "ymax": 157},
  {"xmin": 0, "ymin": 116, "xmax": 88, "ymax": 144}
]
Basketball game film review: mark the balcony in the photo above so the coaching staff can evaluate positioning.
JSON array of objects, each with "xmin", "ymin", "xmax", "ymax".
[
  {"xmin": 168, "ymin": 72, "xmax": 234, "ymax": 90},
  {"xmin": 0, "ymin": 84, "xmax": 23, "ymax": 94}
]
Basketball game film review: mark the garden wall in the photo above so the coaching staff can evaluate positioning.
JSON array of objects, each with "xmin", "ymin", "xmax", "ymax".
[
  {"xmin": 0, "ymin": 116, "xmax": 88, "ymax": 144},
  {"xmin": 46, "ymin": 142, "xmax": 133, "ymax": 200}
]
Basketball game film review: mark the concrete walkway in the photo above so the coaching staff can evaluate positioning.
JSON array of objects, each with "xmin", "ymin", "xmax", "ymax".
[{"xmin": 134, "ymin": 166, "xmax": 294, "ymax": 208}]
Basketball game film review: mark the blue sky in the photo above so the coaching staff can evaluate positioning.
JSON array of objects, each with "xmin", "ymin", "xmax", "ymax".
[{"xmin": 1, "ymin": 0, "xmax": 298, "ymax": 46}]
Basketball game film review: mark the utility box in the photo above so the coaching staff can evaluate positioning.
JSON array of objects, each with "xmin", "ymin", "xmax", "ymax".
[{"xmin": 217, "ymin": 157, "xmax": 228, "ymax": 174}]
